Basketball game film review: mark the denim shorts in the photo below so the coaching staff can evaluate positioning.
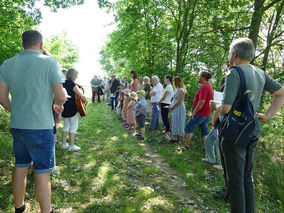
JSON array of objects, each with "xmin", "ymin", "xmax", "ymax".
[
  {"xmin": 10, "ymin": 128, "xmax": 55, "ymax": 174},
  {"xmin": 185, "ymin": 114, "xmax": 210, "ymax": 136}
]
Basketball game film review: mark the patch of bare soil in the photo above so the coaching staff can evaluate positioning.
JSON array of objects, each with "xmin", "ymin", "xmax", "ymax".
[{"xmin": 134, "ymin": 141, "xmax": 217, "ymax": 213}]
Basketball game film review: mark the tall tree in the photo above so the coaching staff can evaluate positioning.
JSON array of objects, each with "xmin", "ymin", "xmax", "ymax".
[{"xmin": 44, "ymin": 32, "xmax": 79, "ymax": 69}]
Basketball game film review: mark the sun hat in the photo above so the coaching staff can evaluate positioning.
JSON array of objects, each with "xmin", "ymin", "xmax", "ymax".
[
  {"xmin": 130, "ymin": 92, "xmax": 138, "ymax": 101},
  {"xmin": 124, "ymin": 88, "xmax": 130, "ymax": 96},
  {"xmin": 137, "ymin": 89, "xmax": 146, "ymax": 97}
]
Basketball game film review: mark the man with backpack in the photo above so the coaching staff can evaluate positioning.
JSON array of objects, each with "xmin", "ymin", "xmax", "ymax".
[{"xmin": 220, "ymin": 38, "xmax": 284, "ymax": 213}]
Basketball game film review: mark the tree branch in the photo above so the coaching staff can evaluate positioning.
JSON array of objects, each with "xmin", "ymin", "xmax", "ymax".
[{"xmin": 263, "ymin": 0, "xmax": 282, "ymax": 11}]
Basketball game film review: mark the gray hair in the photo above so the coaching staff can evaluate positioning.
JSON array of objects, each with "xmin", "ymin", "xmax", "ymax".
[
  {"xmin": 152, "ymin": 75, "xmax": 160, "ymax": 82},
  {"xmin": 66, "ymin": 68, "xmax": 78, "ymax": 81},
  {"xmin": 143, "ymin": 76, "xmax": 150, "ymax": 83},
  {"xmin": 229, "ymin": 38, "xmax": 255, "ymax": 62}
]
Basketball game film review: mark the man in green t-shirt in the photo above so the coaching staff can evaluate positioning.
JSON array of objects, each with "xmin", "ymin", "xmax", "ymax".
[
  {"xmin": 220, "ymin": 38, "xmax": 284, "ymax": 213},
  {"xmin": 0, "ymin": 30, "xmax": 66, "ymax": 213}
]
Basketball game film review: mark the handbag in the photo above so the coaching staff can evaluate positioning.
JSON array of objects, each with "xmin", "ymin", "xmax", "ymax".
[
  {"xmin": 98, "ymin": 86, "xmax": 104, "ymax": 95},
  {"xmin": 218, "ymin": 66, "xmax": 255, "ymax": 148}
]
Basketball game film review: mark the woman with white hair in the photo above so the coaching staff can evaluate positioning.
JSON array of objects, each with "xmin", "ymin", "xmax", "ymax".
[
  {"xmin": 143, "ymin": 76, "xmax": 152, "ymax": 118},
  {"xmin": 61, "ymin": 68, "xmax": 87, "ymax": 151}
]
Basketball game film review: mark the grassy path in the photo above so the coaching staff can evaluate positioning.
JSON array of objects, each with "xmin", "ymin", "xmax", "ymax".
[
  {"xmin": 52, "ymin": 102, "xmax": 212, "ymax": 212},
  {"xmin": 1, "ymin": 102, "xmax": 282, "ymax": 212}
]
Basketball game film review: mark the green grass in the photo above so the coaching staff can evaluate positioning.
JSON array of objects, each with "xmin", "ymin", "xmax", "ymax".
[{"xmin": 0, "ymin": 103, "xmax": 283, "ymax": 212}]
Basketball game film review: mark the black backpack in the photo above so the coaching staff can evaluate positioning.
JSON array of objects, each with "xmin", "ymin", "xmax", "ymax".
[{"xmin": 218, "ymin": 66, "xmax": 255, "ymax": 148}]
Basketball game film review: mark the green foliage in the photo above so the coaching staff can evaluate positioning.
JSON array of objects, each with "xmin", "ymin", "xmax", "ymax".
[
  {"xmin": 98, "ymin": 0, "xmax": 283, "ymax": 89},
  {"xmin": 44, "ymin": 32, "xmax": 79, "ymax": 69},
  {"xmin": 0, "ymin": 107, "xmax": 10, "ymax": 133},
  {"xmin": 0, "ymin": 0, "xmax": 41, "ymax": 64},
  {"xmin": 43, "ymin": 0, "xmax": 84, "ymax": 12},
  {"xmin": 0, "ymin": 0, "xmax": 83, "ymax": 65}
]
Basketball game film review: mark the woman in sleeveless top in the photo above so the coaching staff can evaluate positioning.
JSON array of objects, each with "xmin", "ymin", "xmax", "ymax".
[
  {"xmin": 169, "ymin": 76, "xmax": 186, "ymax": 143},
  {"xmin": 130, "ymin": 70, "xmax": 138, "ymax": 92}
]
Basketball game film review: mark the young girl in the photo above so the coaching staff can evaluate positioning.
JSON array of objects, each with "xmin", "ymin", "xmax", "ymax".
[
  {"xmin": 122, "ymin": 89, "xmax": 130, "ymax": 125},
  {"xmin": 126, "ymin": 92, "xmax": 138, "ymax": 132}
]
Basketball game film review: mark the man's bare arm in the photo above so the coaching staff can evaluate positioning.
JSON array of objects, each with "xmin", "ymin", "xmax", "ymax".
[{"xmin": 0, "ymin": 82, "xmax": 11, "ymax": 112}]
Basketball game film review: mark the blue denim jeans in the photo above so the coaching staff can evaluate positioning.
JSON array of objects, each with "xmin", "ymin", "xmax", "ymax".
[
  {"xmin": 150, "ymin": 102, "xmax": 160, "ymax": 130},
  {"xmin": 10, "ymin": 128, "xmax": 55, "ymax": 174},
  {"xmin": 111, "ymin": 92, "xmax": 119, "ymax": 110},
  {"xmin": 204, "ymin": 128, "xmax": 220, "ymax": 164},
  {"xmin": 220, "ymin": 137, "xmax": 258, "ymax": 213},
  {"xmin": 185, "ymin": 114, "xmax": 209, "ymax": 136}
]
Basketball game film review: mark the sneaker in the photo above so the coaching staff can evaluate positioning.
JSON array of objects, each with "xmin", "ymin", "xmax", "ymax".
[
  {"xmin": 165, "ymin": 133, "xmax": 172, "ymax": 141},
  {"xmin": 61, "ymin": 143, "xmax": 69, "ymax": 149},
  {"xmin": 68, "ymin": 145, "xmax": 81, "ymax": 151},
  {"xmin": 214, "ymin": 190, "xmax": 229, "ymax": 203},
  {"xmin": 213, "ymin": 164, "xmax": 223, "ymax": 170},
  {"xmin": 202, "ymin": 158, "xmax": 216, "ymax": 164},
  {"xmin": 201, "ymin": 158, "xmax": 209, "ymax": 162}
]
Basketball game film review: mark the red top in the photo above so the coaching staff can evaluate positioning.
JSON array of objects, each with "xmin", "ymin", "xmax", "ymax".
[{"xmin": 192, "ymin": 82, "xmax": 213, "ymax": 117}]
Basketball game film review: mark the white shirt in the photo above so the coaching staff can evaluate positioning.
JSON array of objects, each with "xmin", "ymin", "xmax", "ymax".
[
  {"xmin": 151, "ymin": 82, "xmax": 164, "ymax": 103},
  {"xmin": 104, "ymin": 80, "xmax": 109, "ymax": 90},
  {"xmin": 162, "ymin": 84, "xmax": 174, "ymax": 104}
]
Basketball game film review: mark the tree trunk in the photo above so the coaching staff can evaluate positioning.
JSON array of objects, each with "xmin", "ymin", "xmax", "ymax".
[{"xmin": 248, "ymin": 0, "xmax": 265, "ymax": 48}]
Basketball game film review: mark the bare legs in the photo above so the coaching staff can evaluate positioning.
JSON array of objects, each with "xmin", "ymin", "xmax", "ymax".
[
  {"xmin": 62, "ymin": 131, "xmax": 68, "ymax": 145},
  {"xmin": 13, "ymin": 168, "xmax": 51, "ymax": 213},
  {"xmin": 35, "ymin": 173, "xmax": 51, "ymax": 213},
  {"xmin": 69, "ymin": 133, "xmax": 76, "ymax": 146},
  {"xmin": 62, "ymin": 131, "xmax": 76, "ymax": 146},
  {"xmin": 184, "ymin": 133, "xmax": 193, "ymax": 148},
  {"xmin": 13, "ymin": 168, "xmax": 28, "ymax": 208},
  {"xmin": 184, "ymin": 133, "xmax": 206, "ymax": 152}
]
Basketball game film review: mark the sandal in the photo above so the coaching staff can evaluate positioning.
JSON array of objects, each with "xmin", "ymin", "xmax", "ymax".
[
  {"xmin": 170, "ymin": 139, "xmax": 178, "ymax": 143},
  {"xmin": 177, "ymin": 146, "xmax": 189, "ymax": 152},
  {"xmin": 136, "ymin": 135, "xmax": 145, "ymax": 140}
]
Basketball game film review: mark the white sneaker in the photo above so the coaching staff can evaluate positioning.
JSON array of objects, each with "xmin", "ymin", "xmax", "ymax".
[
  {"xmin": 61, "ymin": 143, "xmax": 69, "ymax": 149},
  {"xmin": 68, "ymin": 145, "xmax": 81, "ymax": 151},
  {"xmin": 213, "ymin": 164, "xmax": 223, "ymax": 170}
]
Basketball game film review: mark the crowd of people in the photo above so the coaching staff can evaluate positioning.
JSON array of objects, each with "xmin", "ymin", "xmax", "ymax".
[{"xmin": 0, "ymin": 29, "xmax": 284, "ymax": 213}]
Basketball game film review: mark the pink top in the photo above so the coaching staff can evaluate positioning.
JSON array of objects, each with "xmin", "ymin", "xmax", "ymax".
[
  {"xmin": 130, "ymin": 79, "xmax": 138, "ymax": 92},
  {"xmin": 127, "ymin": 100, "xmax": 136, "ymax": 125}
]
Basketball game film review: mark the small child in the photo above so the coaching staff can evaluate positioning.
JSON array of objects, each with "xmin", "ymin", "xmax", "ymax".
[
  {"xmin": 116, "ymin": 84, "xmax": 125, "ymax": 118},
  {"xmin": 126, "ymin": 92, "xmax": 138, "ymax": 132},
  {"xmin": 122, "ymin": 89, "xmax": 130, "ymax": 125},
  {"xmin": 135, "ymin": 90, "xmax": 147, "ymax": 140}
]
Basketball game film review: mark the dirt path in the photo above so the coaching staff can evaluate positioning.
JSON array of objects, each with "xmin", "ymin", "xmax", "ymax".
[{"xmin": 135, "ymin": 142, "xmax": 216, "ymax": 213}]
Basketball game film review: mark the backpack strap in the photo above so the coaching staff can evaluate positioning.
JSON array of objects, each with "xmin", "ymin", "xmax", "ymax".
[{"xmin": 230, "ymin": 66, "xmax": 247, "ymax": 96}]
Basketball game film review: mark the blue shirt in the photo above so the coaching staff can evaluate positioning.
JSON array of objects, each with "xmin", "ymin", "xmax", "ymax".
[
  {"xmin": 91, "ymin": 79, "xmax": 102, "ymax": 92},
  {"xmin": 0, "ymin": 50, "xmax": 64, "ymax": 129},
  {"xmin": 135, "ymin": 98, "xmax": 147, "ymax": 115}
]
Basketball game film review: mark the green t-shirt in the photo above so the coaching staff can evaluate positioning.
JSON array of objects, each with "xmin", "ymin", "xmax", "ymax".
[
  {"xmin": 222, "ymin": 65, "xmax": 282, "ymax": 137},
  {"xmin": 0, "ymin": 50, "xmax": 64, "ymax": 129},
  {"xmin": 222, "ymin": 65, "xmax": 282, "ymax": 112}
]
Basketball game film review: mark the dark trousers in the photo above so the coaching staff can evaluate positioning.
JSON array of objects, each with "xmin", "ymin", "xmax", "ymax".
[
  {"xmin": 111, "ymin": 93, "xmax": 119, "ymax": 110},
  {"xmin": 161, "ymin": 103, "xmax": 170, "ymax": 132},
  {"xmin": 92, "ymin": 91, "xmax": 101, "ymax": 103},
  {"xmin": 221, "ymin": 137, "xmax": 258, "ymax": 213}
]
